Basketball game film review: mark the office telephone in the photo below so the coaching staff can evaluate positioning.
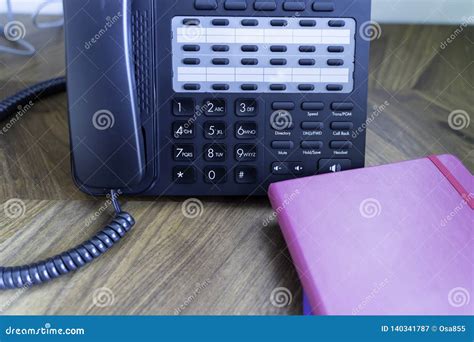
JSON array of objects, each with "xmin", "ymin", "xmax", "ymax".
[{"xmin": 0, "ymin": 0, "xmax": 371, "ymax": 288}]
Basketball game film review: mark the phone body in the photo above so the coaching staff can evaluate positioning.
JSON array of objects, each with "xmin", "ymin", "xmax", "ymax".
[{"xmin": 63, "ymin": 0, "xmax": 371, "ymax": 196}]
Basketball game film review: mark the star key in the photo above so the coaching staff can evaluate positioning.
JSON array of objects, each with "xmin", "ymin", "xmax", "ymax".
[{"xmin": 173, "ymin": 166, "xmax": 196, "ymax": 184}]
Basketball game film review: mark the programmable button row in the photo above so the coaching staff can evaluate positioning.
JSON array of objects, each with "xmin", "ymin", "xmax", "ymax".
[{"xmin": 194, "ymin": 0, "xmax": 335, "ymax": 12}]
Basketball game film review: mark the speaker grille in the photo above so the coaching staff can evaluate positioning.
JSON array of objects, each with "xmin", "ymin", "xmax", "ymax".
[{"xmin": 131, "ymin": 10, "xmax": 152, "ymax": 118}]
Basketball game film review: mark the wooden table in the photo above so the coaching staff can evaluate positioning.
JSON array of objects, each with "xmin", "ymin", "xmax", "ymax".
[{"xmin": 0, "ymin": 18, "xmax": 472, "ymax": 315}]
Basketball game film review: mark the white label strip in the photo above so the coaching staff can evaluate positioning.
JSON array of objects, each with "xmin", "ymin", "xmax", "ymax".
[
  {"xmin": 177, "ymin": 67, "xmax": 350, "ymax": 83},
  {"xmin": 176, "ymin": 27, "xmax": 351, "ymax": 45}
]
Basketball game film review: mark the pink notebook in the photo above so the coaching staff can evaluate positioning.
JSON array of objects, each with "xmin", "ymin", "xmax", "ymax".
[{"xmin": 268, "ymin": 155, "xmax": 473, "ymax": 315}]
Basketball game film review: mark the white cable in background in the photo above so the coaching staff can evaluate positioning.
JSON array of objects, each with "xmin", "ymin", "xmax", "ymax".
[{"xmin": 0, "ymin": 0, "xmax": 64, "ymax": 56}]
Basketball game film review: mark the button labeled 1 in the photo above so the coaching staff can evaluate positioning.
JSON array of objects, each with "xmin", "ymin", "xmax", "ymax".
[{"xmin": 236, "ymin": 99, "xmax": 258, "ymax": 116}]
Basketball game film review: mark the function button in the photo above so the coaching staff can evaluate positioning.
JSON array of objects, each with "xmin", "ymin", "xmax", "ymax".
[
  {"xmin": 313, "ymin": 2, "xmax": 335, "ymax": 11},
  {"xmin": 242, "ymin": 45, "xmax": 259, "ymax": 52},
  {"xmin": 212, "ymin": 58, "xmax": 230, "ymax": 65},
  {"xmin": 328, "ymin": 46, "xmax": 344, "ymax": 53},
  {"xmin": 270, "ymin": 58, "xmax": 287, "ymax": 65},
  {"xmin": 183, "ymin": 18, "xmax": 200, "ymax": 25},
  {"xmin": 173, "ymin": 98, "xmax": 195, "ymax": 116},
  {"xmin": 299, "ymin": 46, "xmax": 316, "ymax": 53},
  {"xmin": 241, "ymin": 58, "xmax": 259, "ymax": 65},
  {"xmin": 301, "ymin": 141, "xmax": 322, "ymax": 149},
  {"xmin": 173, "ymin": 121, "xmax": 195, "ymax": 139},
  {"xmin": 182, "ymin": 45, "xmax": 200, "ymax": 52},
  {"xmin": 212, "ymin": 45, "xmax": 230, "ymax": 52},
  {"xmin": 299, "ymin": 58, "xmax": 316, "ymax": 66},
  {"xmin": 327, "ymin": 84, "xmax": 343, "ymax": 91},
  {"xmin": 204, "ymin": 144, "xmax": 227, "ymax": 161},
  {"xmin": 235, "ymin": 166, "xmax": 257, "ymax": 184},
  {"xmin": 300, "ymin": 19, "xmax": 316, "ymax": 27},
  {"xmin": 272, "ymin": 101, "xmax": 295, "ymax": 110},
  {"xmin": 301, "ymin": 102, "xmax": 324, "ymax": 111},
  {"xmin": 331, "ymin": 102, "xmax": 354, "ymax": 111},
  {"xmin": 330, "ymin": 141, "xmax": 353, "ymax": 149},
  {"xmin": 173, "ymin": 166, "xmax": 196, "ymax": 184},
  {"xmin": 183, "ymin": 58, "xmax": 200, "ymax": 65},
  {"xmin": 173, "ymin": 144, "xmax": 195, "ymax": 161},
  {"xmin": 204, "ymin": 121, "xmax": 227, "ymax": 139},
  {"xmin": 284, "ymin": 1, "xmax": 306, "ymax": 11},
  {"xmin": 195, "ymin": 0, "xmax": 218, "ymax": 10},
  {"xmin": 318, "ymin": 159, "xmax": 351, "ymax": 173},
  {"xmin": 298, "ymin": 84, "xmax": 315, "ymax": 91},
  {"xmin": 204, "ymin": 99, "xmax": 226, "ymax": 116},
  {"xmin": 235, "ymin": 144, "xmax": 258, "ymax": 161},
  {"xmin": 331, "ymin": 122, "xmax": 353, "ymax": 130},
  {"xmin": 271, "ymin": 19, "xmax": 288, "ymax": 27},
  {"xmin": 270, "ymin": 45, "xmax": 288, "ymax": 52},
  {"xmin": 301, "ymin": 121, "xmax": 323, "ymax": 130},
  {"xmin": 328, "ymin": 20, "xmax": 345, "ymax": 27},
  {"xmin": 225, "ymin": 0, "xmax": 248, "ymax": 10},
  {"xmin": 212, "ymin": 18, "xmax": 230, "ymax": 26},
  {"xmin": 241, "ymin": 84, "xmax": 258, "ymax": 91},
  {"xmin": 212, "ymin": 84, "xmax": 230, "ymax": 91},
  {"xmin": 241, "ymin": 19, "xmax": 259, "ymax": 26},
  {"xmin": 271, "ymin": 141, "xmax": 294, "ymax": 149},
  {"xmin": 235, "ymin": 122, "xmax": 258, "ymax": 139},
  {"xmin": 272, "ymin": 162, "xmax": 290, "ymax": 175},
  {"xmin": 327, "ymin": 59, "xmax": 344, "ymax": 66},
  {"xmin": 254, "ymin": 1, "xmax": 277, "ymax": 11},
  {"xmin": 204, "ymin": 166, "xmax": 227, "ymax": 184},
  {"xmin": 289, "ymin": 162, "xmax": 305, "ymax": 175},
  {"xmin": 270, "ymin": 84, "xmax": 286, "ymax": 91},
  {"xmin": 183, "ymin": 84, "xmax": 201, "ymax": 91},
  {"xmin": 236, "ymin": 99, "xmax": 258, "ymax": 116}
]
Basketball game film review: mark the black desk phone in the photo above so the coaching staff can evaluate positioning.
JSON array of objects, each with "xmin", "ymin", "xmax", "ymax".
[{"xmin": 0, "ymin": 0, "xmax": 371, "ymax": 288}]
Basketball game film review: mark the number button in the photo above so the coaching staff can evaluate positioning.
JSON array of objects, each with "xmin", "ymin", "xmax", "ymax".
[
  {"xmin": 172, "ymin": 121, "xmax": 194, "ymax": 139},
  {"xmin": 173, "ymin": 144, "xmax": 195, "ymax": 161},
  {"xmin": 235, "ymin": 122, "xmax": 257, "ymax": 139},
  {"xmin": 235, "ymin": 144, "xmax": 257, "ymax": 162},
  {"xmin": 173, "ymin": 166, "xmax": 196, "ymax": 184},
  {"xmin": 204, "ymin": 121, "xmax": 226, "ymax": 139},
  {"xmin": 236, "ymin": 99, "xmax": 258, "ymax": 116},
  {"xmin": 203, "ymin": 99, "xmax": 226, "ymax": 116},
  {"xmin": 204, "ymin": 144, "xmax": 226, "ymax": 162},
  {"xmin": 173, "ymin": 98, "xmax": 195, "ymax": 116},
  {"xmin": 204, "ymin": 166, "xmax": 227, "ymax": 184}
]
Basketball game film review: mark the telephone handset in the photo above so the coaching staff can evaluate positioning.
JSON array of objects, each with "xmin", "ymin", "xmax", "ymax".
[{"xmin": 0, "ymin": 0, "xmax": 371, "ymax": 288}]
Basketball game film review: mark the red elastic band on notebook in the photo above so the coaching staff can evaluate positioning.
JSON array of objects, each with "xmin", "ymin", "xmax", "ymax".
[{"xmin": 428, "ymin": 155, "xmax": 474, "ymax": 210}]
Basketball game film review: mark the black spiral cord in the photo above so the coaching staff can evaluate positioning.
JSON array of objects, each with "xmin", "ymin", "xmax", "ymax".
[{"xmin": 0, "ymin": 79, "xmax": 136, "ymax": 289}]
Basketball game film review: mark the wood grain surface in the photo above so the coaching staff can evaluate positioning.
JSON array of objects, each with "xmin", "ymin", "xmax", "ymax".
[{"xmin": 0, "ymin": 17, "xmax": 472, "ymax": 315}]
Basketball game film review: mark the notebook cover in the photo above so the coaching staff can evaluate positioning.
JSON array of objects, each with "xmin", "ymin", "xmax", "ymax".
[{"xmin": 268, "ymin": 155, "xmax": 473, "ymax": 315}]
